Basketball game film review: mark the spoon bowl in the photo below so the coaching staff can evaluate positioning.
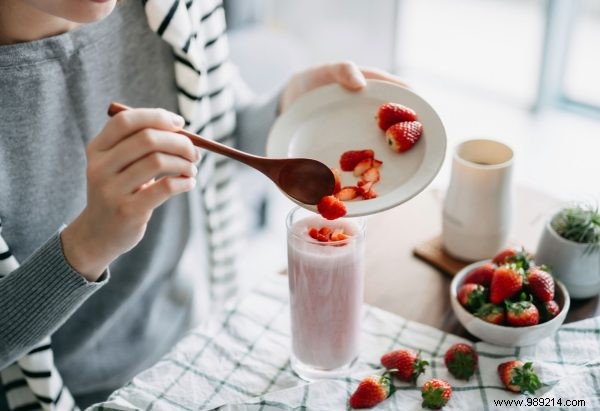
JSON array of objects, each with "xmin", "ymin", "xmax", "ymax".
[{"xmin": 108, "ymin": 102, "xmax": 335, "ymax": 205}]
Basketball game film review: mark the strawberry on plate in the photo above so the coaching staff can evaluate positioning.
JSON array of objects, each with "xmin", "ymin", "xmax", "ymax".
[
  {"xmin": 490, "ymin": 264, "xmax": 523, "ymax": 304},
  {"xmin": 335, "ymin": 186, "xmax": 360, "ymax": 201},
  {"xmin": 331, "ymin": 168, "xmax": 342, "ymax": 194},
  {"xmin": 463, "ymin": 263, "xmax": 496, "ymax": 287},
  {"xmin": 317, "ymin": 195, "xmax": 347, "ymax": 220},
  {"xmin": 376, "ymin": 102, "xmax": 418, "ymax": 131},
  {"xmin": 497, "ymin": 361, "xmax": 542, "ymax": 394},
  {"xmin": 421, "ymin": 378, "xmax": 452, "ymax": 409},
  {"xmin": 340, "ymin": 150, "xmax": 374, "ymax": 172},
  {"xmin": 526, "ymin": 267, "xmax": 555, "ymax": 302},
  {"xmin": 349, "ymin": 372, "xmax": 393, "ymax": 409},
  {"xmin": 475, "ymin": 303, "xmax": 505, "ymax": 325},
  {"xmin": 361, "ymin": 167, "xmax": 380, "ymax": 183},
  {"xmin": 385, "ymin": 121, "xmax": 423, "ymax": 153},
  {"xmin": 505, "ymin": 301, "xmax": 539, "ymax": 327},
  {"xmin": 381, "ymin": 348, "xmax": 428, "ymax": 383},
  {"xmin": 444, "ymin": 343, "xmax": 478, "ymax": 380},
  {"xmin": 353, "ymin": 158, "xmax": 375, "ymax": 176},
  {"xmin": 457, "ymin": 283, "xmax": 487, "ymax": 312}
]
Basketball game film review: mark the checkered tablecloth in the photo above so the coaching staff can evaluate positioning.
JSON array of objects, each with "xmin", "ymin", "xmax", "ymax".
[{"xmin": 90, "ymin": 275, "xmax": 600, "ymax": 410}]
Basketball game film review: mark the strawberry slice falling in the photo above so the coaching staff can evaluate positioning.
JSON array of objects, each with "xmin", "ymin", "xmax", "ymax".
[{"xmin": 316, "ymin": 195, "xmax": 347, "ymax": 220}]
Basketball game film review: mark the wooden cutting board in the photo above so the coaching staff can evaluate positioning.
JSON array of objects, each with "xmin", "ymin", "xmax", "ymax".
[{"xmin": 413, "ymin": 235, "xmax": 473, "ymax": 277}]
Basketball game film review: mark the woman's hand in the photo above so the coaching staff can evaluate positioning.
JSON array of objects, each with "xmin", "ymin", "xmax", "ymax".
[
  {"xmin": 279, "ymin": 61, "xmax": 408, "ymax": 113},
  {"xmin": 61, "ymin": 108, "xmax": 200, "ymax": 281}
]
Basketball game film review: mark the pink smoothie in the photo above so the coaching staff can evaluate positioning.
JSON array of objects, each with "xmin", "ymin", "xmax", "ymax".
[{"xmin": 287, "ymin": 216, "xmax": 365, "ymax": 370}]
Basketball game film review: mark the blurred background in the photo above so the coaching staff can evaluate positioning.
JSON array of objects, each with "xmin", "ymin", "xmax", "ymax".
[{"xmin": 225, "ymin": 0, "xmax": 600, "ymax": 279}]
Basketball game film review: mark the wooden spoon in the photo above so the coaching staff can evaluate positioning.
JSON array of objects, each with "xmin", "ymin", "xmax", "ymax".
[{"xmin": 107, "ymin": 102, "xmax": 335, "ymax": 205}]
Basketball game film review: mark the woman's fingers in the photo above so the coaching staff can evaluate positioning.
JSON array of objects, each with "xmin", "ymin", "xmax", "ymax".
[
  {"xmin": 132, "ymin": 176, "xmax": 196, "ymax": 210},
  {"xmin": 115, "ymin": 152, "xmax": 197, "ymax": 194},
  {"xmin": 359, "ymin": 67, "xmax": 410, "ymax": 88},
  {"xmin": 103, "ymin": 128, "xmax": 200, "ymax": 174},
  {"xmin": 330, "ymin": 61, "xmax": 367, "ymax": 90},
  {"xmin": 90, "ymin": 108, "xmax": 185, "ymax": 152}
]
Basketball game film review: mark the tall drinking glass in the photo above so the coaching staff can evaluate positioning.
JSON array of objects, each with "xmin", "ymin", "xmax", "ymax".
[{"xmin": 286, "ymin": 207, "xmax": 366, "ymax": 381}]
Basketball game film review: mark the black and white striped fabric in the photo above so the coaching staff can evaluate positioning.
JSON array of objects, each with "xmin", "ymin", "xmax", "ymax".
[
  {"xmin": 0, "ymin": 221, "xmax": 79, "ymax": 411},
  {"xmin": 0, "ymin": 0, "xmax": 242, "ymax": 409}
]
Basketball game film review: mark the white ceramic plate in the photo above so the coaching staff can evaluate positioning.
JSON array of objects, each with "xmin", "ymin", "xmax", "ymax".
[{"xmin": 266, "ymin": 80, "xmax": 446, "ymax": 216}]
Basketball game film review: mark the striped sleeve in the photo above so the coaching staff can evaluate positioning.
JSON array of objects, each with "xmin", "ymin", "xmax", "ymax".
[{"xmin": 0, "ymin": 231, "xmax": 109, "ymax": 369}]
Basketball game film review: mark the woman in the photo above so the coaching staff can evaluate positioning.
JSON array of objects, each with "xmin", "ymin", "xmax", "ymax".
[{"xmin": 0, "ymin": 0, "xmax": 405, "ymax": 408}]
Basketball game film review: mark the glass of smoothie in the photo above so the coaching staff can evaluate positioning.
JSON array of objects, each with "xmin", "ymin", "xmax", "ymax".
[{"xmin": 286, "ymin": 206, "xmax": 366, "ymax": 381}]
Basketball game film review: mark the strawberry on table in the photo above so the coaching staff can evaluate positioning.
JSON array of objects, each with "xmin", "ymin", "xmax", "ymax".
[
  {"xmin": 421, "ymin": 378, "xmax": 452, "ymax": 409},
  {"xmin": 457, "ymin": 283, "xmax": 487, "ymax": 312},
  {"xmin": 349, "ymin": 372, "xmax": 393, "ymax": 409},
  {"xmin": 380, "ymin": 348, "xmax": 428, "ymax": 383},
  {"xmin": 538, "ymin": 300, "xmax": 560, "ymax": 322},
  {"xmin": 317, "ymin": 195, "xmax": 347, "ymax": 220},
  {"xmin": 475, "ymin": 303, "xmax": 505, "ymax": 325},
  {"xmin": 385, "ymin": 121, "xmax": 423, "ymax": 153},
  {"xmin": 376, "ymin": 102, "xmax": 418, "ymax": 131},
  {"xmin": 526, "ymin": 267, "xmax": 555, "ymax": 302},
  {"xmin": 463, "ymin": 263, "xmax": 496, "ymax": 287},
  {"xmin": 444, "ymin": 343, "xmax": 478, "ymax": 380},
  {"xmin": 497, "ymin": 361, "xmax": 542, "ymax": 394},
  {"xmin": 340, "ymin": 149, "xmax": 374, "ymax": 171},
  {"xmin": 490, "ymin": 264, "xmax": 523, "ymax": 304},
  {"xmin": 335, "ymin": 186, "xmax": 360, "ymax": 201},
  {"xmin": 505, "ymin": 301, "xmax": 540, "ymax": 327}
]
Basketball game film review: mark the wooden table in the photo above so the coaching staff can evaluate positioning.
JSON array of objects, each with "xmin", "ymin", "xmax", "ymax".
[{"xmin": 364, "ymin": 186, "xmax": 600, "ymax": 338}]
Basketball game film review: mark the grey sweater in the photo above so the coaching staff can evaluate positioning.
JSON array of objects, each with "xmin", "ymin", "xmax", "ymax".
[{"xmin": 0, "ymin": 1, "xmax": 278, "ymax": 407}]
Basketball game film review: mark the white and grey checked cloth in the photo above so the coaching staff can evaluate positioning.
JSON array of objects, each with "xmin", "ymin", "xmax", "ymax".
[{"xmin": 91, "ymin": 275, "xmax": 600, "ymax": 411}]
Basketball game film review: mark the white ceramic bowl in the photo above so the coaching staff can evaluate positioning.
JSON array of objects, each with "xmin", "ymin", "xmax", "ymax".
[{"xmin": 450, "ymin": 260, "xmax": 570, "ymax": 347}]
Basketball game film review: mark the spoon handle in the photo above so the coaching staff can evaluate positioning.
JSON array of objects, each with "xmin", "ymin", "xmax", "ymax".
[{"xmin": 107, "ymin": 102, "xmax": 268, "ymax": 172}]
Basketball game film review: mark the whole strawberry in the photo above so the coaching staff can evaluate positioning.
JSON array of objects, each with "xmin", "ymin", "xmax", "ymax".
[
  {"xmin": 490, "ymin": 264, "xmax": 523, "ymax": 304},
  {"xmin": 463, "ymin": 263, "xmax": 496, "ymax": 287},
  {"xmin": 497, "ymin": 361, "xmax": 542, "ymax": 394},
  {"xmin": 475, "ymin": 303, "xmax": 505, "ymax": 325},
  {"xmin": 381, "ymin": 348, "xmax": 428, "ymax": 383},
  {"xmin": 457, "ymin": 283, "xmax": 487, "ymax": 312},
  {"xmin": 492, "ymin": 248, "xmax": 532, "ymax": 270},
  {"xmin": 506, "ymin": 301, "xmax": 539, "ymax": 327},
  {"xmin": 349, "ymin": 372, "xmax": 392, "ymax": 409},
  {"xmin": 444, "ymin": 343, "xmax": 478, "ymax": 380},
  {"xmin": 376, "ymin": 102, "xmax": 417, "ymax": 131},
  {"xmin": 385, "ymin": 121, "xmax": 423, "ymax": 153},
  {"xmin": 421, "ymin": 378, "xmax": 452, "ymax": 409},
  {"xmin": 538, "ymin": 300, "xmax": 560, "ymax": 322},
  {"xmin": 526, "ymin": 267, "xmax": 554, "ymax": 302}
]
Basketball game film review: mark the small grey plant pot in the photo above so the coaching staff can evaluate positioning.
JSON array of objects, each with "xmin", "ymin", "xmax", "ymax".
[{"xmin": 535, "ymin": 219, "xmax": 600, "ymax": 299}]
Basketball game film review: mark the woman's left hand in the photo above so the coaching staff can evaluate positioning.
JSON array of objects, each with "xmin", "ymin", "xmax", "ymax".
[{"xmin": 279, "ymin": 61, "xmax": 408, "ymax": 113}]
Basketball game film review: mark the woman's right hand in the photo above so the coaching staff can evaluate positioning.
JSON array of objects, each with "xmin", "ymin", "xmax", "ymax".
[{"xmin": 61, "ymin": 108, "xmax": 200, "ymax": 281}]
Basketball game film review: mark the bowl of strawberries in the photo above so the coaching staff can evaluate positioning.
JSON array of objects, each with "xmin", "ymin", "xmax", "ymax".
[{"xmin": 450, "ymin": 248, "xmax": 570, "ymax": 347}]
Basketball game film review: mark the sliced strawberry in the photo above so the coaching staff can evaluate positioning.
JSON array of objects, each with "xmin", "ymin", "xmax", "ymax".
[
  {"xmin": 362, "ymin": 188, "xmax": 378, "ymax": 199},
  {"xmin": 331, "ymin": 168, "xmax": 342, "ymax": 194},
  {"xmin": 372, "ymin": 159, "xmax": 383, "ymax": 168},
  {"xmin": 340, "ymin": 150, "xmax": 374, "ymax": 172},
  {"xmin": 317, "ymin": 195, "xmax": 347, "ymax": 220},
  {"xmin": 357, "ymin": 181, "xmax": 374, "ymax": 195},
  {"xmin": 376, "ymin": 102, "xmax": 418, "ymax": 131},
  {"xmin": 335, "ymin": 186, "xmax": 360, "ymax": 201},
  {"xmin": 361, "ymin": 167, "xmax": 380, "ymax": 183},
  {"xmin": 319, "ymin": 227, "xmax": 332, "ymax": 238},
  {"xmin": 353, "ymin": 159, "xmax": 374, "ymax": 176},
  {"xmin": 386, "ymin": 121, "xmax": 423, "ymax": 153},
  {"xmin": 331, "ymin": 228, "xmax": 350, "ymax": 242},
  {"xmin": 308, "ymin": 227, "xmax": 319, "ymax": 241}
]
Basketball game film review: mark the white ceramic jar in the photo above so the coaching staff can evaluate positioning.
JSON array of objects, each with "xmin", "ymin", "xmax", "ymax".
[{"xmin": 442, "ymin": 139, "xmax": 514, "ymax": 261}]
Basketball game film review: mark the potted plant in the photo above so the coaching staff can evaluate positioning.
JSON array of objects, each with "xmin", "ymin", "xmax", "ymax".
[{"xmin": 535, "ymin": 204, "xmax": 600, "ymax": 299}]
